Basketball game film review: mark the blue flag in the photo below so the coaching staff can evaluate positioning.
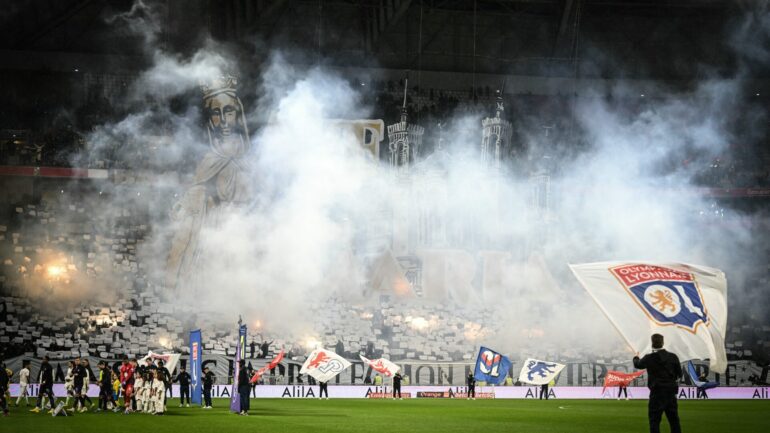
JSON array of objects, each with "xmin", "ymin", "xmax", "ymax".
[
  {"xmin": 229, "ymin": 323, "xmax": 247, "ymax": 413},
  {"xmin": 473, "ymin": 346, "xmax": 512, "ymax": 385},
  {"xmin": 189, "ymin": 329, "xmax": 203, "ymax": 405}
]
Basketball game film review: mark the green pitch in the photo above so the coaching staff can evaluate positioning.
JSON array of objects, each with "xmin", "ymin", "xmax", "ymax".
[{"xmin": 4, "ymin": 398, "xmax": 769, "ymax": 433}]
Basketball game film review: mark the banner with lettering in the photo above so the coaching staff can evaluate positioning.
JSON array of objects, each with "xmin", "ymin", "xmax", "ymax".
[{"xmin": 570, "ymin": 262, "xmax": 728, "ymax": 373}]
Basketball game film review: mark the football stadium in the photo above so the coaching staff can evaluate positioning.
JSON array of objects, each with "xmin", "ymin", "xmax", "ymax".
[{"xmin": 0, "ymin": 1, "xmax": 769, "ymax": 432}]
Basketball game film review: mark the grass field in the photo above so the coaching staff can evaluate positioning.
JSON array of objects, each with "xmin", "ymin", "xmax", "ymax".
[{"xmin": 3, "ymin": 398, "xmax": 769, "ymax": 433}]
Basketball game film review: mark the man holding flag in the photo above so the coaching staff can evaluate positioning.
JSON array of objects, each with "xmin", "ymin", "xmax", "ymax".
[
  {"xmin": 571, "ymin": 262, "xmax": 729, "ymax": 433},
  {"xmin": 602, "ymin": 370, "xmax": 644, "ymax": 400},
  {"xmin": 237, "ymin": 360, "xmax": 251, "ymax": 415},
  {"xmin": 517, "ymin": 358, "xmax": 565, "ymax": 400},
  {"xmin": 634, "ymin": 334, "xmax": 682, "ymax": 433},
  {"xmin": 392, "ymin": 372, "xmax": 403, "ymax": 400},
  {"xmin": 466, "ymin": 372, "xmax": 476, "ymax": 400}
]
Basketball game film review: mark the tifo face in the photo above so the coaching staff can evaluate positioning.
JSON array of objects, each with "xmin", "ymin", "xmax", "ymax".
[{"xmin": 206, "ymin": 93, "xmax": 240, "ymax": 137}]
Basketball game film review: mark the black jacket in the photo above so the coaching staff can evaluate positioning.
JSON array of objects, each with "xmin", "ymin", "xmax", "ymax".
[
  {"xmin": 158, "ymin": 367, "xmax": 171, "ymax": 384},
  {"xmin": 99, "ymin": 368, "xmax": 112, "ymax": 389},
  {"xmin": 633, "ymin": 349, "xmax": 682, "ymax": 392},
  {"xmin": 73, "ymin": 364, "xmax": 87, "ymax": 385},
  {"xmin": 0, "ymin": 366, "xmax": 8, "ymax": 388},
  {"xmin": 175, "ymin": 372, "xmax": 191, "ymax": 387},
  {"xmin": 238, "ymin": 368, "xmax": 250, "ymax": 393},
  {"xmin": 202, "ymin": 371, "xmax": 215, "ymax": 389},
  {"xmin": 39, "ymin": 363, "xmax": 53, "ymax": 386},
  {"xmin": 467, "ymin": 375, "xmax": 476, "ymax": 387},
  {"xmin": 393, "ymin": 373, "xmax": 402, "ymax": 387},
  {"xmin": 85, "ymin": 365, "xmax": 96, "ymax": 381}
]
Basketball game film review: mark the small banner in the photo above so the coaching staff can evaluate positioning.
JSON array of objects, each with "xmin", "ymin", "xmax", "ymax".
[
  {"xmin": 190, "ymin": 329, "xmax": 203, "ymax": 405},
  {"xmin": 602, "ymin": 370, "xmax": 645, "ymax": 392},
  {"xmin": 250, "ymin": 350, "xmax": 286, "ymax": 383}
]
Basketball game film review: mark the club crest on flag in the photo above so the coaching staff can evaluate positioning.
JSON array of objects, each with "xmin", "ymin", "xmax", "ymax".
[
  {"xmin": 473, "ymin": 347, "xmax": 512, "ymax": 385},
  {"xmin": 610, "ymin": 264, "xmax": 709, "ymax": 333},
  {"xmin": 300, "ymin": 349, "xmax": 352, "ymax": 383},
  {"xmin": 525, "ymin": 360, "xmax": 557, "ymax": 382},
  {"xmin": 359, "ymin": 355, "xmax": 400, "ymax": 377},
  {"xmin": 518, "ymin": 358, "xmax": 565, "ymax": 385}
]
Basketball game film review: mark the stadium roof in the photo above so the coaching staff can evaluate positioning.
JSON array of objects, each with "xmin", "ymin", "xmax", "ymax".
[{"xmin": 0, "ymin": 0, "xmax": 766, "ymax": 79}]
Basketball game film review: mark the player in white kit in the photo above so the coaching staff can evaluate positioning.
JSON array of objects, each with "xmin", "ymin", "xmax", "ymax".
[{"xmin": 15, "ymin": 360, "xmax": 31, "ymax": 407}]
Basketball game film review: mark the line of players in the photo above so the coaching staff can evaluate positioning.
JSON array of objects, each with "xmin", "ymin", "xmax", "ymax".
[{"xmin": 0, "ymin": 355, "xmax": 216, "ymax": 416}]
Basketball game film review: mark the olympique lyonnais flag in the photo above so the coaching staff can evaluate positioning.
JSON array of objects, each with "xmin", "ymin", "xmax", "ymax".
[
  {"xmin": 473, "ymin": 347, "xmax": 512, "ymax": 385},
  {"xmin": 250, "ymin": 350, "xmax": 286, "ymax": 383},
  {"xmin": 518, "ymin": 358, "xmax": 566, "ymax": 385},
  {"xmin": 139, "ymin": 351, "xmax": 181, "ymax": 374},
  {"xmin": 300, "ymin": 349, "xmax": 352, "ymax": 383},
  {"xmin": 229, "ymin": 323, "xmax": 247, "ymax": 413},
  {"xmin": 359, "ymin": 355, "xmax": 400, "ymax": 377},
  {"xmin": 189, "ymin": 329, "xmax": 203, "ymax": 405},
  {"xmin": 602, "ymin": 370, "xmax": 645, "ymax": 392},
  {"xmin": 570, "ymin": 262, "xmax": 728, "ymax": 373}
]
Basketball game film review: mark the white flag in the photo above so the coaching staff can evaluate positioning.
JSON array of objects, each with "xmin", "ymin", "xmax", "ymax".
[
  {"xmin": 359, "ymin": 355, "xmax": 400, "ymax": 377},
  {"xmin": 300, "ymin": 349, "xmax": 352, "ymax": 383},
  {"xmin": 139, "ymin": 351, "xmax": 181, "ymax": 374},
  {"xmin": 570, "ymin": 262, "xmax": 727, "ymax": 373},
  {"xmin": 518, "ymin": 358, "xmax": 565, "ymax": 385}
]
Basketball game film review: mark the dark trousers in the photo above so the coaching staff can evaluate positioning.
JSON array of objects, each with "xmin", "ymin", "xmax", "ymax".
[
  {"xmin": 98, "ymin": 387, "xmax": 114, "ymax": 410},
  {"xmin": 540, "ymin": 385, "xmax": 549, "ymax": 400},
  {"xmin": 239, "ymin": 390, "xmax": 250, "ymax": 412},
  {"xmin": 37, "ymin": 384, "xmax": 55, "ymax": 408},
  {"xmin": 319, "ymin": 383, "xmax": 328, "ymax": 398},
  {"xmin": 468, "ymin": 385, "xmax": 475, "ymax": 398},
  {"xmin": 618, "ymin": 387, "xmax": 628, "ymax": 398},
  {"xmin": 696, "ymin": 388, "xmax": 708, "ymax": 399},
  {"xmin": 74, "ymin": 382, "xmax": 84, "ymax": 407},
  {"xmin": 180, "ymin": 385, "xmax": 190, "ymax": 404},
  {"xmin": 393, "ymin": 385, "xmax": 401, "ymax": 398},
  {"xmin": 203, "ymin": 387, "xmax": 212, "ymax": 407},
  {"xmin": 0, "ymin": 386, "xmax": 8, "ymax": 413},
  {"xmin": 648, "ymin": 390, "xmax": 681, "ymax": 433}
]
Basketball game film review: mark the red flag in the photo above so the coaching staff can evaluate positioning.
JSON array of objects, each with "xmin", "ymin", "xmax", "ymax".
[
  {"xmin": 250, "ymin": 350, "xmax": 285, "ymax": 384},
  {"xmin": 602, "ymin": 370, "xmax": 645, "ymax": 392}
]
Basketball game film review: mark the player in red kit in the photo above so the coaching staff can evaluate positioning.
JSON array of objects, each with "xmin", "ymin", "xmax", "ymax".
[{"xmin": 119, "ymin": 357, "xmax": 136, "ymax": 413}]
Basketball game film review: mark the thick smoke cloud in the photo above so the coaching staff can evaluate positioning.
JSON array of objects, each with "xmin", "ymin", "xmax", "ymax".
[{"xmin": 34, "ymin": 1, "xmax": 768, "ymax": 359}]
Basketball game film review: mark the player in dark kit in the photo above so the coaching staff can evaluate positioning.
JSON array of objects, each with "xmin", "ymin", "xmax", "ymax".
[
  {"xmin": 31, "ymin": 356, "xmax": 55, "ymax": 413},
  {"xmin": 174, "ymin": 366, "xmax": 192, "ymax": 407},
  {"xmin": 633, "ymin": 334, "xmax": 682, "ymax": 433},
  {"xmin": 392, "ymin": 372, "xmax": 403, "ymax": 399},
  {"xmin": 73, "ymin": 358, "xmax": 88, "ymax": 412},
  {"xmin": 97, "ymin": 361, "xmax": 115, "ymax": 412},
  {"xmin": 467, "ymin": 372, "xmax": 476, "ymax": 400}
]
